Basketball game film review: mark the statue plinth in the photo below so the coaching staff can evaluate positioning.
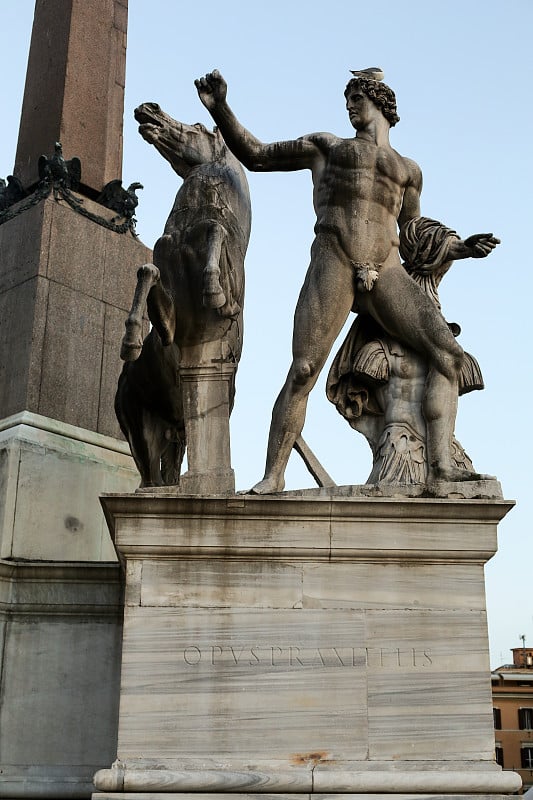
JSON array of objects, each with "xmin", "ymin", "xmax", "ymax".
[
  {"xmin": 93, "ymin": 490, "xmax": 520, "ymax": 800},
  {"xmin": 177, "ymin": 342, "xmax": 236, "ymax": 495}
]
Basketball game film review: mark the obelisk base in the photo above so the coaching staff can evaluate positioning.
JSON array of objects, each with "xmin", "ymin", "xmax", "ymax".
[
  {"xmin": 94, "ymin": 490, "xmax": 520, "ymax": 800},
  {"xmin": 0, "ymin": 412, "xmax": 138, "ymax": 798}
]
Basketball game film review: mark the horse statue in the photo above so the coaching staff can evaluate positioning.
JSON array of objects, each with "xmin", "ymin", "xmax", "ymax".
[{"xmin": 116, "ymin": 102, "xmax": 251, "ymax": 490}]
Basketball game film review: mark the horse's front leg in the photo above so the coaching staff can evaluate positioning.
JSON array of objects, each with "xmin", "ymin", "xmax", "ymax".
[
  {"xmin": 121, "ymin": 263, "xmax": 161, "ymax": 361},
  {"xmin": 147, "ymin": 276, "xmax": 176, "ymax": 347},
  {"xmin": 202, "ymin": 221, "xmax": 227, "ymax": 309}
]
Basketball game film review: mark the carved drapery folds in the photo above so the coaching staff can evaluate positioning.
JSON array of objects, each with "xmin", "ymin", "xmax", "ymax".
[{"xmin": 327, "ymin": 217, "xmax": 484, "ymax": 485}]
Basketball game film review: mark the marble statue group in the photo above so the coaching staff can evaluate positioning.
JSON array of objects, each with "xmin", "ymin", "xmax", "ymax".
[
  {"xmin": 119, "ymin": 68, "xmax": 499, "ymax": 493},
  {"xmin": 117, "ymin": 102, "xmax": 251, "ymax": 488}
]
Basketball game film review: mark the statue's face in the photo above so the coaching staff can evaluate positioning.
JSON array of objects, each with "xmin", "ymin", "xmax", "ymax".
[{"xmin": 345, "ymin": 87, "xmax": 380, "ymax": 131}]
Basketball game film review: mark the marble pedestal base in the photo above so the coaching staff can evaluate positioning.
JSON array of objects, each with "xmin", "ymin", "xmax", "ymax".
[
  {"xmin": 0, "ymin": 412, "xmax": 139, "ymax": 798},
  {"xmin": 0, "ymin": 411, "xmax": 139, "ymax": 560},
  {"xmin": 178, "ymin": 342, "xmax": 236, "ymax": 496},
  {"xmin": 94, "ymin": 491, "xmax": 520, "ymax": 799}
]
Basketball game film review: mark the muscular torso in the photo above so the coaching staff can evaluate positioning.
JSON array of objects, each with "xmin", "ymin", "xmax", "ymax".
[
  {"xmin": 308, "ymin": 133, "xmax": 415, "ymax": 266},
  {"xmin": 380, "ymin": 341, "xmax": 426, "ymax": 432}
]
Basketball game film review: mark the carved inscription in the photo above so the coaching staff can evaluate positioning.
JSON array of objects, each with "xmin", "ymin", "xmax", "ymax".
[{"xmin": 181, "ymin": 645, "xmax": 433, "ymax": 668}]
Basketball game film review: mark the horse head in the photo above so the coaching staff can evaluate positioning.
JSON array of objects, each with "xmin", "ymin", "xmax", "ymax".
[{"xmin": 134, "ymin": 103, "xmax": 225, "ymax": 178}]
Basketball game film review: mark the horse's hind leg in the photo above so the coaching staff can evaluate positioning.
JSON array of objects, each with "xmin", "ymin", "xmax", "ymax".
[
  {"xmin": 160, "ymin": 427, "xmax": 187, "ymax": 485},
  {"xmin": 202, "ymin": 221, "xmax": 227, "ymax": 309},
  {"xmin": 121, "ymin": 264, "xmax": 161, "ymax": 361},
  {"xmin": 138, "ymin": 411, "xmax": 168, "ymax": 487},
  {"xmin": 115, "ymin": 367, "xmax": 164, "ymax": 487}
]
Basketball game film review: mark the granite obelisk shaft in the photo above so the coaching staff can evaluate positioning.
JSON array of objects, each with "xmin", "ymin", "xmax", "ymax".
[
  {"xmin": 14, "ymin": 0, "xmax": 127, "ymax": 194},
  {"xmin": 0, "ymin": 0, "xmax": 151, "ymax": 435}
]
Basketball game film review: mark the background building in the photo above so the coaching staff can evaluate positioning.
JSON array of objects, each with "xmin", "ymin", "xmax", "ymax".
[{"xmin": 492, "ymin": 646, "xmax": 533, "ymax": 791}]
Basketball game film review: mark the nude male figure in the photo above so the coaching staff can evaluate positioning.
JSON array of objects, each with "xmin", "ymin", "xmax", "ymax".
[{"xmin": 195, "ymin": 69, "xmax": 499, "ymax": 493}]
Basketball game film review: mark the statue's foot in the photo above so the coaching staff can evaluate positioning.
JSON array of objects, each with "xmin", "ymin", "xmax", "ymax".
[
  {"xmin": 249, "ymin": 476, "xmax": 285, "ymax": 495},
  {"xmin": 120, "ymin": 338, "xmax": 142, "ymax": 361},
  {"xmin": 428, "ymin": 465, "xmax": 496, "ymax": 483}
]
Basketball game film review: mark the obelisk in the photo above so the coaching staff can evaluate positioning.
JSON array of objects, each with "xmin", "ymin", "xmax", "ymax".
[
  {"xmin": 15, "ymin": 0, "xmax": 126, "ymax": 194},
  {"xmin": 0, "ymin": 0, "xmax": 150, "ymax": 434},
  {"xmin": 0, "ymin": 2, "xmax": 150, "ymax": 797}
]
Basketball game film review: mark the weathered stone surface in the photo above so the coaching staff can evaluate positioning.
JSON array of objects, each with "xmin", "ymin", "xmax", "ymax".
[
  {"xmin": 92, "ymin": 795, "xmax": 518, "ymax": 800},
  {"xmin": 0, "ymin": 276, "xmax": 48, "ymax": 416},
  {"xmin": 102, "ymin": 212, "xmax": 151, "ymax": 311},
  {"xmin": 94, "ymin": 493, "xmax": 520, "ymax": 798},
  {"xmin": 46, "ymin": 197, "xmax": 108, "ymax": 297},
  {"xmin": 102, "ymin": 492, "xmax": 508, "ymax": 560},
  {"xmin": 301, "ymin": 560, "xmax": 486, "ymax": 611},
  {"xmin": 284, "ymin": 480, "xmax": 504, "ymax": 500},
  {"xmin": 0, "ymin": 198, "xmax": 51, "ymax": 293},
  {"xmin": 39, "ymin": 281, "xmax": 105, "ymax": 428},
  {"xmin": 0, "ymin": 412, "xmax": 138, "ymax": 561},
  {"xmin": 141, "ymin": 559, "xmax": 302, "ymax": 609},
  {"xmin": 0, "ymin": 193, "xmax": 152, "ymax": 434},
  {"xmin": 0, "ymin": 559, "xmax": 122, "ymax": 799}
]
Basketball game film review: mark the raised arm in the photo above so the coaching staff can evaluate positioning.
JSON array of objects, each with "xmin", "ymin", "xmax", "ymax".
[
  {"xmin": 397, "ymin": 157, "xmax": 500, "ymax": 261},
  {"xmin": 195, "ymin": 70, "xmax": 318, "ymax": 172},
  {"xmin": 447, "ymin": 233, "xmax": 500, "ymax": 260}
]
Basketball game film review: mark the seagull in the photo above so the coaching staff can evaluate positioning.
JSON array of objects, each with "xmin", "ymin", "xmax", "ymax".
[{"xmin": 350, "ymin": 67, "xmax": 385, "ymax": 82}]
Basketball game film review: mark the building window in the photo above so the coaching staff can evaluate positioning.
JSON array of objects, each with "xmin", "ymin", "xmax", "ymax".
[
  {"xmin": 521, "ymin": 746, "xmax": 533, "ymax": 769},
  {"xmin": 493, "ymin": 708, "xmax": 501, "ymax": 729},
  {"xmin": 519, "ymin": 708, "xmax": 533, "ymax": 729},
  {"xmin": 495, "ymin": 746, "xmax": 504, "ymax": 767}
]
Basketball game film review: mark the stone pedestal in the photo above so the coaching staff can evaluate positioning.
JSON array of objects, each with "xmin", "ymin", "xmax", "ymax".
[
  {"xmin": 0, "ymin": 559, "xmax": 123, "ymax": 798},
  {"xmin": 0, "ymin": 411, "xmax": 139, "ymax": 561},
  {"xmin": 178, "ymin": 342, "xmax": 236, "ymax": 495},
  {"xmin": 0, "ymin": 192, "xmax": 151, "ymax": 438},
  {"xmin": 0, "ymin": 412, "xmax": 139, "ymax": 798},
  {"xmin": 93, "ymin": 490, "xmax": 520, "ymax": 800}
]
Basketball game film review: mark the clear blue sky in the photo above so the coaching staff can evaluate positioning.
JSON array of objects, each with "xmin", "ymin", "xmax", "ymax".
[{"xmin": 1, "ymin": 0, "xmax": 532, "ymax": 667}]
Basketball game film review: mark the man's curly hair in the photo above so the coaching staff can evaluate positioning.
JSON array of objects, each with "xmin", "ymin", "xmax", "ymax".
[{"xmin": 344, "ymin": 77, "xmax": 400, "ymax": 127}]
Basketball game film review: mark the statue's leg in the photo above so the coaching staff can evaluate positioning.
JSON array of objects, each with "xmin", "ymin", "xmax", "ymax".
[
  {"xmin": 424, "ymin": 360, "xmax": 492, "ymax": 481},
  {"xmin": 251, "ymin": 237, "xmax": 354, "ymax": 494},
  {"xmin": 121, "ymin": 263, "xmax": 161, "ymax": 361},
  {"xmin": 202, "ymin": 221, "xmax": 228, "ymax": 309},
  {"xmin": 115, "ymin": 364, "xmax": 164, "ymax": 487},
  {"xmin": 146, "ymin": 278, "xmax": 176, "ymax": 346},
  {"xmin": 136, "ymin": 412, "xmax": 167, "ymax": 488},
  {"xmin": 160, "ymin": 427, "xmax": 187, "ymax": 485},
  {"xmin": 362, "ymin": 266, "xmax": 483, "ymax": 483},
  {"xmin": 423, "ymin": 359, "xmax": 461, "ymax": 479}
]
